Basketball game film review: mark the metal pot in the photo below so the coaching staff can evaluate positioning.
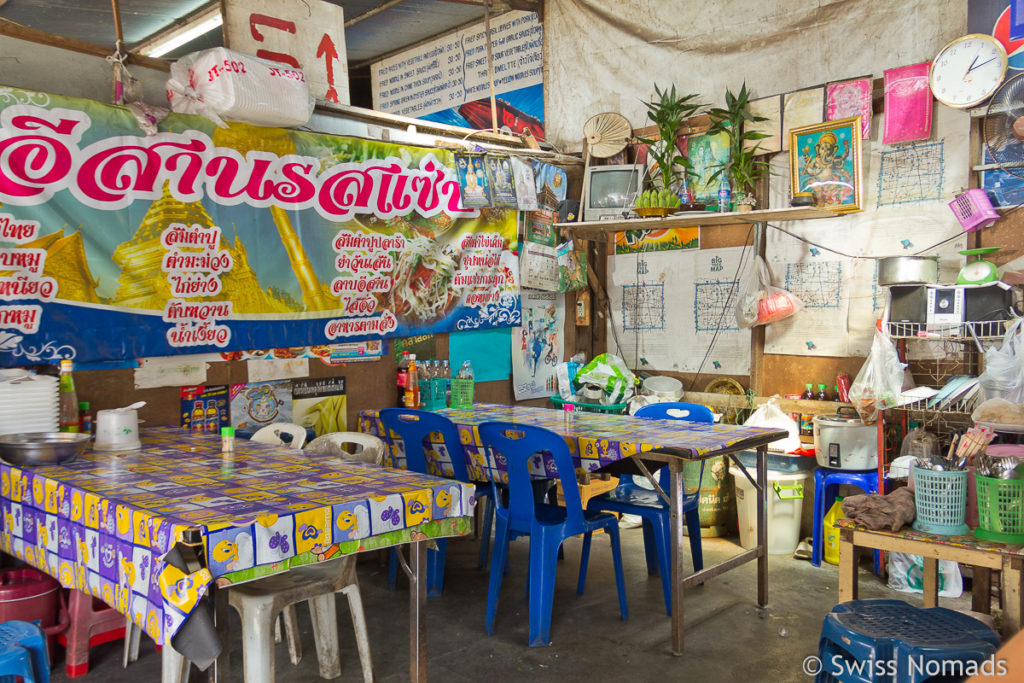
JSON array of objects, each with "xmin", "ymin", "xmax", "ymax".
[
  {"xmin": 813, "ymin": 408, "xmax": 878, "ymax": 470},
  {"xmin": 878, "ymin": 255, "xmax": 939, "ymax": 286}
]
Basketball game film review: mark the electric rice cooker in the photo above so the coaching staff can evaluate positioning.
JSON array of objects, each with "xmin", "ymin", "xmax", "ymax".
[{"xmin": 813, "ymin": 408, "xmax": 878, "ymax": 470}]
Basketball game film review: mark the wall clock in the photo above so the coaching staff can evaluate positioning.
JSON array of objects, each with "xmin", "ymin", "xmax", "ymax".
[{"xmin": 929, "ymin": 34, "xmax": 1008, "ymax": 109}]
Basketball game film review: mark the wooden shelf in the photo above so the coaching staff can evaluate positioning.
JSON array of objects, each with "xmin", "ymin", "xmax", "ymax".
[{"xmin": 559, "ymin": 206, "xmax": 839, "ymax": 241}]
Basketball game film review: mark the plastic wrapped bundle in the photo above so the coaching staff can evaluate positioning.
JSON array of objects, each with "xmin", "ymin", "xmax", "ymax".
[{"xmin": 166, "ymin": 47, "xmax": 315, "ymax": 128}]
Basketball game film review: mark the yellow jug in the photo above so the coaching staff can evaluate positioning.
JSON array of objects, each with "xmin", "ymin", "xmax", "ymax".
[{"xmin": 823, "ymin": 497, "xmax": 845, "ymax": 565}]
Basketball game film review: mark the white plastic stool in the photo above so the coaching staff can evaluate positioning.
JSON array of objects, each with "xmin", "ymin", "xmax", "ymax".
[
  {"xmin": 157, "ymin": 556, "xmax": 373, "ymax": 683},
  {"xmin": 250, "ymin": 423, "xmax": 308, "ymax": 449},
  {"xmin": 305, "ymin": 432, "xmax": 385, "ymax": 464}
]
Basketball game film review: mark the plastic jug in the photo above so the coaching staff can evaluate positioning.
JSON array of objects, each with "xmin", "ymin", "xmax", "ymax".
[{"xmin": 823, "ymin": 497, "xmax": 845, "ymax": 565}]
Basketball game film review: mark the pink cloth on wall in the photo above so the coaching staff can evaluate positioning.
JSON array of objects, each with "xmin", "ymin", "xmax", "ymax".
[
  {"xmin": 883, "ymin": 63, "xmax": 933, "ymax": 144},
  {"xmin": 826, "ymin": 78, "xmax": 872, "ymax": 139}
]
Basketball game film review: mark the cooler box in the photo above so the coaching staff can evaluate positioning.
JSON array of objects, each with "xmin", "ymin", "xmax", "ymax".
[
  {"xmin": 733, "ymin": 449, "xmax": 816, "ymax": 473},
  {"xmin": 734, "ymin": 469, "xmax": 812, "ymax": 555}
]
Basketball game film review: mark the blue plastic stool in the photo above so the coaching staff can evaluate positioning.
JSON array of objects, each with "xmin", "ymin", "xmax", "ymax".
[
  {"xmin": 479, "ymin": 421, "xmax": 628, "ymax": 647},
  {"xmin": 0, "ymin": 620, "xmax": 49, "ymax": 683},
  {"xmin": 815, "ymin": 599, "xmax": 1000, "ymax": 683},
  {"xmin": 812, "ymin": 468, "xmax": 881, "ymax": 573},
  {"xmin": 379, "ymin": 408, "xmax": 495, "ymax": 597}
]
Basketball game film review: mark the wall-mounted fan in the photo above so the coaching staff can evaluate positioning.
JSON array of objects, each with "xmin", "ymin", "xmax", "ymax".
[{"xmin": 983, "ymin": 73, "xmax": 1024, "ymax": 179}]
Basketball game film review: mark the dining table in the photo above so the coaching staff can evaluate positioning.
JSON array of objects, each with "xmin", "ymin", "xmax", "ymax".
[
  {"xmin": 359, "ymin": 402, "xmax": 789, "ymax": 654},
  {"xmin": 0, "ymin": 425, "xmax": 475, "ymax": 682}
]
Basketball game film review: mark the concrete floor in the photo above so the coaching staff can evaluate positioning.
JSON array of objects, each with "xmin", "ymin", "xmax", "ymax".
[{"xmin": 47, "ymin": 529, "xmax": 976, "ymax": 683}]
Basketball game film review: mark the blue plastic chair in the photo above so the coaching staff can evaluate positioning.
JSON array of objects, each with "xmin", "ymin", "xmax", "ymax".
[
  {"xmin": 811, "ymin": 467, "xmax": 881, "ymax": 574},
  {"xmin": 379, "ymin": 408, "xmax": 494, "ymax": 597},
  {"xmin": 478, "ymin": 421, "xmax": 628, "ymax": 647},
  {"xmin": 581, "ymin": 401, "xmax": 709, "ymax": 615},
  {"xmin": 0, "ymin": 620, "xmax": 48, "ymax": 683},
  {"xmin": 815, "ymin": 599, "xmax": 1000, "ymax": 683}
]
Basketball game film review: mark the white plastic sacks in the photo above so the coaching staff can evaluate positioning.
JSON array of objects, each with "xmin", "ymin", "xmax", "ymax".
[{"xmin": 166, "ymin": 48, "xmax": 315, "ymax": 128}]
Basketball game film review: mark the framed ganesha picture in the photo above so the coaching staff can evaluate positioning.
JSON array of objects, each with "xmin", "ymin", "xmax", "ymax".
[{"xmin": 789, "ymin": 116, "xmax": 862, "ymax": 213}]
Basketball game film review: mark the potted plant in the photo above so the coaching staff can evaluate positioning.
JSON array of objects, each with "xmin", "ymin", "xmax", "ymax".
[
  {"xmin": 634, "ymin": 84, "xmax": 703, "ymax": 213},
  {"xmin": 707, "ymin": 83, "xmax": 770, "ymax": 211}
]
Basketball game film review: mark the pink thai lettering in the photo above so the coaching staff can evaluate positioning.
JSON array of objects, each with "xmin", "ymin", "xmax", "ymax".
[
  {"xmin": 332, "ymin": 231, "xmax": 406, "ymax": 252},
  {"xmin": 323, "ymin": 310, "xmax": 397, "ymax": 339},
  {"xmin": 0, "ymin": 214, "xmax": 40, "ymax": 243},
  {"xmin": 0, "ymin": 248, "xmax": 45, "ymax": 275},
  {"xmin": 167, "ymin": 273, "xmax": 223, "ymax": 297},
  {"xmin": 160, "ymin": 223, "xmax": 221, "ymax": 251},
  {"xmin": 0, "ymin": 304, "xmax": 42, "ymax": 333},
  {"xmin": 330, "ymin": 274, "xmax": 392, "ymax": 295},
  {"xmin": 0, "ymin": 274, "xmax": 57, "ymax": 301},
  {"xmin": 0, "ymin": 107, "xmax": 87, "ymax": 204},
  {"xmin": 166, "ymin": 321, "xmax": 231, "ymax": 347},
  {"xmin": 333, "ymin": 252, "xmax": 394, "ymax": 274},
  {"xmin": 162, "ymin": 299, "xmax": 233, "ymax": 323},
  {"xmin": 161, "ymin": 249, "xmax": 233, "ymax": 274},
  {"xmin": 340, "ymin": 294, "xmax": 378, "ymax": 316}
]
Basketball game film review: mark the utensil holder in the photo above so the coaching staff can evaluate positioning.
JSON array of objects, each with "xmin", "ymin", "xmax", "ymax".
[{"xmin": 912, "ymin": 466, "xmax": 970, "ymax": 535}]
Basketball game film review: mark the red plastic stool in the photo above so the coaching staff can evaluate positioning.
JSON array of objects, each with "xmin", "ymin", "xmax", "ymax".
[
  {"xmin": 0, "ymin": 568, "xmax": 66, "ymax": 661},
  {"xmin": 57, "ymin": 589, "xmax": 125, "ymax": 677}
]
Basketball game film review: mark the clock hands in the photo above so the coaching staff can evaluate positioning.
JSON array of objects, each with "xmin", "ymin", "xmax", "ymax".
[{"xmin": 967, "ymin": 56, "xmax": 998, "ymax": 75}]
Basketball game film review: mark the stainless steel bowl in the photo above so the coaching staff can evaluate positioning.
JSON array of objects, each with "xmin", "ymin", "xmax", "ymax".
[
  {"xmin": 878, "ymin": 255, "xmax": 939, "ymax": 286},
  {"xmin": 0, "ymin": 432, "xmax": 90, "ymax": 466}
]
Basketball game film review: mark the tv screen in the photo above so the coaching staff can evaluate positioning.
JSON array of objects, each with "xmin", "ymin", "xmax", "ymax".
[{"xmin": 584, "ymin": 164, "xmax": 645, "ymax": 221}]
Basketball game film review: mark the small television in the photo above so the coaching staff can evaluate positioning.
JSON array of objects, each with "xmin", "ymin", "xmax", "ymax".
[{"xmin": 582, "ymin": 163, "xmax": 647, "ymax": 222}]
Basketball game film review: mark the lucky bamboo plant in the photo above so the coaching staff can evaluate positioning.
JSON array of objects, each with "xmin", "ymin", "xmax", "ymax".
[
  {"xmin": 706, "ymin": 83, "xmax": 771, "ymax": 207},
  {"xmin": 638, "ymin": 84, "xmax": 704, "ymax": 198}
]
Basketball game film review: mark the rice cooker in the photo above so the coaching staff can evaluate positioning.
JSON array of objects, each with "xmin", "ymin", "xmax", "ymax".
[{"xmin": 813, "ymin": 408, "xmax": 877, "ymax": 470}]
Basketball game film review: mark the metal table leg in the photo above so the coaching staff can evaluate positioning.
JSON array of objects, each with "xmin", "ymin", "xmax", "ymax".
[
  {"xmin": 756, "ymin": 445, "xmax": 768, "ymax": 607},
  {"xmin": 207, "ymin": 584, "xmax": 229, "ymax": 683},
  {"xmin": 409, "ymin": 540, "xmax": 427, "ymax": 682},
  {"xmin": 670, "ymin": 457, "xmax": 685, "ymax": 655}
]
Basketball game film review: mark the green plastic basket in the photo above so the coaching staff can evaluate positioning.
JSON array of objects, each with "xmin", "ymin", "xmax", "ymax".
[
  {"xmin": 450, "ymin": 378, "xmax": 474, "ymax": 409},
  {"xmin": 421, "ymin": 378, "xmax": 447, "ymax": 411},
  {"xmin": 912, "ymin": 466, "xmax": 969, "ymax": 536},
  {"xmin": 549, "ymin": 395, "xmax": 627, "ymax": 414},
  {"xmin": 975, "ymin": 474, "xmax": 1024, "ymax": 545}
]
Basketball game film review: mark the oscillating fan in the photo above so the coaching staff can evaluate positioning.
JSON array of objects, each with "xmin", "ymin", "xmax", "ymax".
[{"xmin": 983, "ymin": 73, "xmax": 1024, "ymax": 179}]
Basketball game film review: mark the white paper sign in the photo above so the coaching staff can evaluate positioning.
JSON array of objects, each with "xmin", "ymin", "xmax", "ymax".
[{"xmin": 223, "ymin": 0, "xmax": 349, "ymax": 104}]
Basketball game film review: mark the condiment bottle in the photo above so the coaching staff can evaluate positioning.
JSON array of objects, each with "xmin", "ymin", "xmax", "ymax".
[
  {"xmin": 397, "ymin": 350, "xmax": 411, "ymax": 407},
  {"xmin": 405, "ymin": 360, "xmax": 419, "ymax": 408},
  {"xmin": 817, "ymin": 384, "xmax": 828, "ymax": 401},
  {"xmin": 58, "ymin": 360, "xmax": 80, "ymax": 433},
  {"xmin": 802, "ymin": 383, "xmax": 815, "ymax": 401},
  {"xmin": 78, "ymin": 401, "xmax": 92, "ymax": 434}
]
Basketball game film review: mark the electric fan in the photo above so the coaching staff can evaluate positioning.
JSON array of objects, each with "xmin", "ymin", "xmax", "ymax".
[{"xmin": 983, "ymin": 73, "xmax": 1024, "ymax": 179}]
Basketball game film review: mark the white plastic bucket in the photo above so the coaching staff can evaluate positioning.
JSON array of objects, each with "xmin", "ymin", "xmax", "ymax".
[
  {"xmin": 734, "ymin": 469, "xmax": 812, "ymax": 555},
  {"xmin": 641, "ymin": 375, "xmax": 683, "ymax": 401}
]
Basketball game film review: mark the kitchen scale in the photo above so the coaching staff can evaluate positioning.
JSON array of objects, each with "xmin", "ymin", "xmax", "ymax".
[{"xmin": 957, "ymin": 247, "xmax": 1001, "ymax": 285}]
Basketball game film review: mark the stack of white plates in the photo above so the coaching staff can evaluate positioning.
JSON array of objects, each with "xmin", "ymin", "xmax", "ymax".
[{"xmin": 0, "ymin": 370, "xmax": 59, "ymax": 435}]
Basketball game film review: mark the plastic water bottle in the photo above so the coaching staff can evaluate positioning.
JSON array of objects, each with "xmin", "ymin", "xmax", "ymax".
[{"xmin": 717, "ymin": 176, "xmax": 731, "ymax": 213}]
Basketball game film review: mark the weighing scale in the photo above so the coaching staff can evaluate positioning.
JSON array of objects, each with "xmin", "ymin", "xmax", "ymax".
[{"xmin": 957, "ymin": 247, "xmax": 1001, "ymax": 285}]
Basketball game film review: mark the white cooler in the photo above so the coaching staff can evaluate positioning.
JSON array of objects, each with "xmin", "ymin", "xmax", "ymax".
[{"xmin": 734, "ymin": 469, "xmax": 812, "ymax": 555}]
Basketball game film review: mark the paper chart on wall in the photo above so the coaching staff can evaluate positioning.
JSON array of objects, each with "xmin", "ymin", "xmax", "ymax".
[
  {"xmin": 607, "ymin": 247, "xmax": 750, "ymax": 375},
  {"xmin": 764, "ymin": 105, "xmax": 969, "ymax": 358}
]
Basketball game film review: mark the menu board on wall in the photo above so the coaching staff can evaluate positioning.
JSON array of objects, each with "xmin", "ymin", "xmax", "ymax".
[
  {"xmin": 369, "ymin": 10, "xmax": 544, "ymax": 139},
  {"xmin": 0, "ymin": 88, "xmax": 521, "ymax": 367}
]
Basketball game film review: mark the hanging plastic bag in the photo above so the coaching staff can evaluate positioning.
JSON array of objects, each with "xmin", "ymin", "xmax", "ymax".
[
  {"xmin": 888, "ymin": 552, "xmax": 962, "ymax": 598},
  {"xmin": 978, "ymin": 318, "xmax": 1024, "ymax": 402},
  {"xmin": 742, "ymin": 396, "xmax": 801, "ymax": 453},
  {"xmin": 736, "ymin": 256, "xmax": 803, "ymax": 328},
  {"xmin": 574, "ymin": 353, "xmax": 637, "ymax": 405},
  {"xmin": 848, "ymin": 326, "xmax": 906, "ymax": 425}
]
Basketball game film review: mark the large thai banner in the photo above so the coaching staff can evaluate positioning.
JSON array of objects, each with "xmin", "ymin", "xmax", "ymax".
[{"xmin": 0, "ymin": 88, "xmax": 521, "ymax": 367}]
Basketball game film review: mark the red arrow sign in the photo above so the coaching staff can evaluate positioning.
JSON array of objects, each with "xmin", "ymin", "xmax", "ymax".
[{"xmin": 317, "ymin": 33, "xmax": 340, "ymax": 103}]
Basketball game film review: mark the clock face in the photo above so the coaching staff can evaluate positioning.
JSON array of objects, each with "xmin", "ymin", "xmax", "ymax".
[{"xmin": 929, "ymin": 34, "xmax": 1008, "ymax": 109}]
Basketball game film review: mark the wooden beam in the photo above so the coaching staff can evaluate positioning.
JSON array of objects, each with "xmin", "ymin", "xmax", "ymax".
[{"xmin": 0, "ymin": 20, "xmax": 170, "ymax": 71}]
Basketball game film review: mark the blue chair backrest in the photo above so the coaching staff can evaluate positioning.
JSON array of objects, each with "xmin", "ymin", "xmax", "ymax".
[
  {"xmin": 378, "ymin": 408, "xmax": 470, "ymax": 483},
  {"xmin": 634, "ymin": 401, "xmax": 713, "ymax": 489},
  {"xmin": 478, "ymin": 421, "xmax": 583, "ymax": 532},
  {"xmin": 635, "ymin": 401, "xmax": 714, "ymax": 423}
]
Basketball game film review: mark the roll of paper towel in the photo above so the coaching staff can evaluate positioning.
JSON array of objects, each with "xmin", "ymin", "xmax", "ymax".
[{"xmin": 166, "ymin": 47, "xmax": 315, "ymax": 128}]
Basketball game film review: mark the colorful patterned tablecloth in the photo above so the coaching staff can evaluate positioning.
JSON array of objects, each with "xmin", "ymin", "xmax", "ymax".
[
  {"xmin": 0, "ymin": 426, "xmax": 474, "ymax": 647},
  {"xmin": 359, "ymin": 403, "xmax": 788, "ymax": 483}
]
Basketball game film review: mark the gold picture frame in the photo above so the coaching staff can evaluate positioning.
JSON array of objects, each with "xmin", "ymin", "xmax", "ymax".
[{"xmin": 789, "ymin": 116, "xmax": 862, "ymax": 213}]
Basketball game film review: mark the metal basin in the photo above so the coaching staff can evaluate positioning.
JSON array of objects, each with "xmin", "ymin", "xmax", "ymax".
[
  {"xmin": 0, "ymin": 432, "xmax": 90, "ymax": 466},
  {"xmin": 878, "ymin": 255, "xmax": 939, "ymax": 286}
]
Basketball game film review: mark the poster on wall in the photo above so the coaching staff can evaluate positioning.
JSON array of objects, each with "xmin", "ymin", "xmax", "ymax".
[
  {"xmin": 511, "ymin": 290, "xmax": 564, "ymax": 400},
  {"xmin": 292, "ymin": 376, "xmax": 347, "ymax": 436},
  {"xmin": 0, "ymin": 88, "xmax": 521, "ymax": 367},
  {"xmin": 370, "ymin": 11, "xmax": 544, "ymax": 139}
]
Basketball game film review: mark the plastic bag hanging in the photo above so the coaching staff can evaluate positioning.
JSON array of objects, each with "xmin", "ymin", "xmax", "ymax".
[
  {"xmin": 848, "ymin": 325, "xmax": 906, "ymax": 425},
  {"xmin": 735, "ymin": 256, "xmax": 803, "ymax": 328}
]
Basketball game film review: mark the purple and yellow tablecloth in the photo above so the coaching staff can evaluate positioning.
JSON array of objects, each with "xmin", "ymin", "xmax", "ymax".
[
  {"xmin": 359, "ymin": 403, "xmax": 788, "ymax": 482},
  {"xmin": 0, "ymin": 426, "xmax": 474, "ymax": 646}
]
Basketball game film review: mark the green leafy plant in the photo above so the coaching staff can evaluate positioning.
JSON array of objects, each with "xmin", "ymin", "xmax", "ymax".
[
  {"xmin": 637, "ymin": 84, "xmax": 704, "ymax": 195},
  {"xmin": 706, "ymin": 83, "xmax": 771, "ymax": 199}
]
